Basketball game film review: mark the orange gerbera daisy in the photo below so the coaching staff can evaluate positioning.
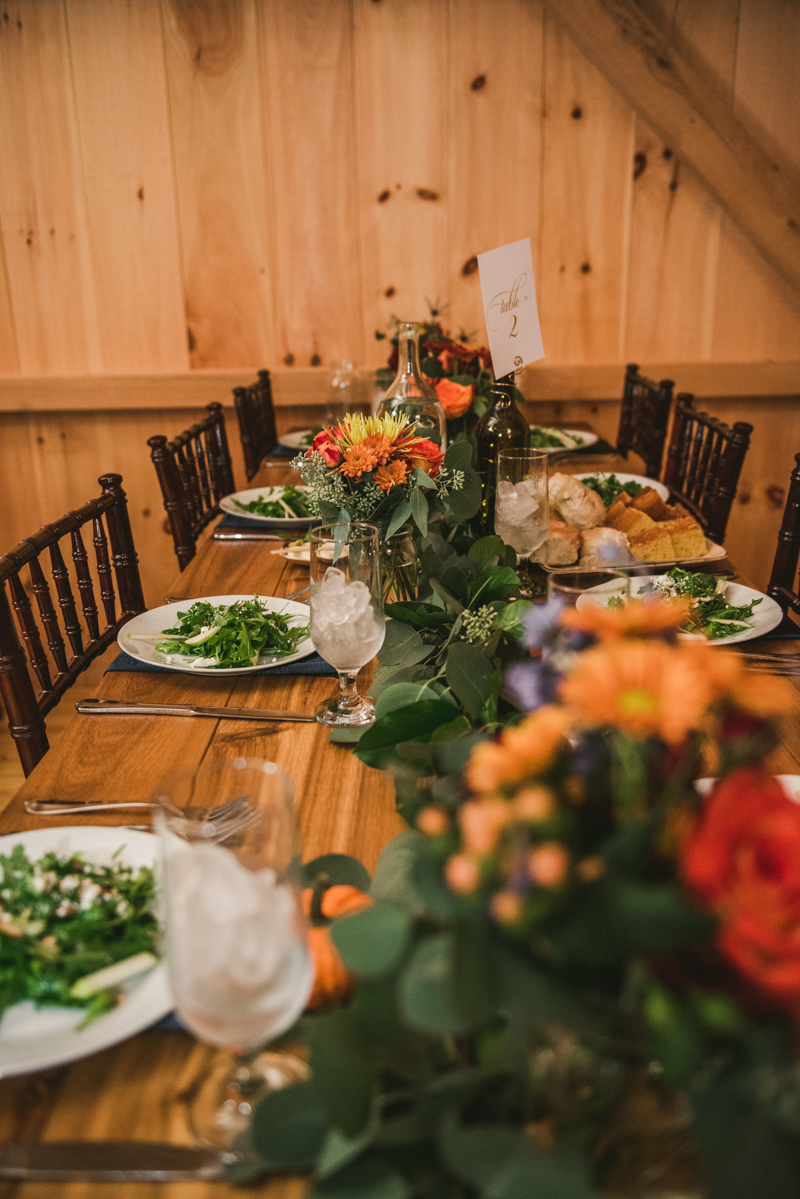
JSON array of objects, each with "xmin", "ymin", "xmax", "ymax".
[
  {"xmin": 559, "ymin": 638, "xmax": 722, "ymax": 744},
  {"xmin": 374, "ymin": 459, "xmax": 408, "ymax": 491},
  {"xmin": 560, "ymin": 597, "xmax": 691, "ymax": 641},
  {"xmin": 340, "ymin": 444, "xmax": 379, "ymax": 477},
  {"xmin": 464, "ymin": 705, "xmax": 571, "ymax": 795}
]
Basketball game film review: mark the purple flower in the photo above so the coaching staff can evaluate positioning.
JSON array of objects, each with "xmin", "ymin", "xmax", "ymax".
[
  {"xmin": 505, "ymin": 658, "xmax": 562, "ymax": 712},
  {"xmin": 522, "ymin": 597, "xmax": 564, "ymax": 649}
]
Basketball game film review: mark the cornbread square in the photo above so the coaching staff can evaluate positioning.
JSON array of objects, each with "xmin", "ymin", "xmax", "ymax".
[
  {"xmin": 628, "ymin": 526, "xmax": 675, "ymax": 562},
  {"xmin": 630, "ymin": 487, "xmax": 671, "ymax": 521},
  {"xmin": 605, "ymin": 494, "xmax": 633, "ymax": 525},
  {"xmin": 658, "ymin": 517, "xmax": 707, "ymax": 558},
  {"xmin": 663, "ymin": 502, "xmax": 691, "ymax": 520},
  {"xmin": 607, "ymin": 507, "xmax": 656, "ymax": 537}
]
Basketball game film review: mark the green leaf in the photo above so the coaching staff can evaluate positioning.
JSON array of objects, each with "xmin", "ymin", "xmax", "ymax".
[
  {"xmin": 250, "ymin": 1082, "xmax": 328, "ymax": 1168},
  {"xmin": 377, "ymin": 621, "xmax": 429, "ymax": 667},
  {"xmin": 319, "ymin": 500, "xmax": 342, "ymax": 521},
  {"xmin": 443, "ymin": 467, "xmax": 482, "ymax": 520},
  {"xmin": 309, "ymin": 1154, "xmax": 410, "ymax": 1199},
  {"xmin": 499, "ymin": 946, "xmax": 603, "ymax": 1036},
  {"xmin": 400, "ymin": 932, "xmax": 469, "ymax": 1033},
  {"xmin": 494, "ymin": 600, "xmax": 533, "ymax": 640},
  {"xmin": 375, "ymin": 681, "xmax": 454, "ymax": 720},
  {"xmin": 316, "ymin": 1124, "xmax": 375, "ymax": 1182},
  {"xmin": 644, "ymin": 981, "xmax": 705, "ymax": 1084},
  {"xmin": 355, "ymin": 700, "xmax": 460, "ymax": 768},
  {"xmin": 409, "ymin": 486, "xmax": 428, "ymax": 537},
  {"xmin": 468, "ymin": 565, "xmax": 520, "ymax": 603},
  {"xmin": 370, "ymin": 663, "xmax": 432, "ymax": 700},
  {"xmin": 446, "ymin": 642, "xmax": 496, "ymax": 721},
  {"xmin": 302, "ymin": 853, "xmax": 371, "ymax": 892},
  {"xmin": 386, "ymin": 498, "xmax": 412, "ymax": 540},
  {"xmin": 468, "ymin": 535, "xmax": 506, "ymax": 566},
  {"xmin": 369, "ymin": 830, "xmax": 427, "ymax": 916},
  {"xmin": 420, "ymin": 355, "xmax": 444, "ymax": 378},
  {"xmin": 384, "ymin": 601, "xmax": 451, "ymax": 630},
  {"xmin": 444, "ymin": 440, "xmax": 474, "ymax": 472},
  {"xmin": 452, "ymin": 919, "xmax": 500, "ymax": 1025},
  {"xmin": 329, "ymin": 727, "xmax": 367, "ymax": 744},
  {"xmin": 429, "ymin": 714, "xmax": 471, "ymax": 742},
  {"xmin": 411, "ymin": 466, "xmax": 438, "ymax": 488},
  {"xmin": 308, "ymin": 1009, "xmax": 374, "ymax": 1139},
  {"xmin": 331, "ymin": 904, "xmax": 411, "ymax": 977},
  {"xmin": 430, "ymin": 578, "xmax": 465, "ymax": 614}
]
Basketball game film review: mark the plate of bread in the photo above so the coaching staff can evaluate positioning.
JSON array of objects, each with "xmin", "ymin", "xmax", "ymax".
[{"xmin": 533, "ymin": 471, "xmax": 725, "ymax": 570}]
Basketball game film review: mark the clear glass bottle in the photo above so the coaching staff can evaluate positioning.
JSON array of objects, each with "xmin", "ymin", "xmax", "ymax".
[
  {"xmin": 378, "ymin": 321, "xmax": 447, "ymax": 448},
  {"xmin": 475, "ymin": 371, "xmax": 530, "ymax": 533},
  {"xmin": 327, "ymin": 358, "xmax": 357, "ymax": 426}
]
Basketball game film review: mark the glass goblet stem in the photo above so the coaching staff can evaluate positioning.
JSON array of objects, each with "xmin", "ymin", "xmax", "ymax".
[{"xmin": 337, "ymin": 670, "xmax": 360, "ymax": 709}]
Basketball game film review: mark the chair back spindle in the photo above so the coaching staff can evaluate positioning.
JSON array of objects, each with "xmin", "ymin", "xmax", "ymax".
[
  {"xmin": 662, "ymin": 394, "xmax": 753, "ymax": 545},
  {"xmin": 234, "ymin": 370, "xmax": 278, "ymax": 481},
  {"xmin": 148, "ymin": 403, "xmax": 235, "ymax": 571},
  {"xmin": 616, "ymin": 364, "xmax": 674, "ymax": 479},
  {"xmin": 767, "ymin": 452, "xmax": 800, "ymax": 618},
  {"xmin": 0, "ymin": 473, "xmax": 147, "ymax": 776}
]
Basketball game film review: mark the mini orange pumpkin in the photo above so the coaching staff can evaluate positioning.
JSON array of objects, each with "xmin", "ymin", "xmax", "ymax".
[{"xmin": 303, "ymin": 884, "xmax": 373, "ymax": 1012}]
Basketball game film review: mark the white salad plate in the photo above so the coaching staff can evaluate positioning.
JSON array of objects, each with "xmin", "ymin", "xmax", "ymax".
[
  {"xmin": 278, "ymin": 430, "xmax": 313, "ymax": 451},
  {"xmin": 576, "ymin": 575, "xmax": 783, "ymax": 645},
  {"xmin": 219, "ymin": 485, "xmax": 313, "ymax": 527},
  {"xmin": 0, "ymin": 826, "xmax": 171, "ymax": 1079},
  {"xmin": 531, "ymin": 428, "xmax": 599, "ymax": 454},
  {"xmin": 120, "ymin": 595, "xmax": 314, "ymax": 675},
  {"xmin": 694, "ymin": 776, "xmax": 800, "ymax": 802},
  {"xmin": 573, "ymin": 472, "xmax": 670, "ymax": 503}
]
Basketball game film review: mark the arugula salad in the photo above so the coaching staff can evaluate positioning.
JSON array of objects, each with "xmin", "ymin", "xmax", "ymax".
[
  {"xmin": 581, "ymin": 473, "xmax": 643, "ymax": 508},
  {"xmin": 232, "ymin": 486, "xmax": 312, "ymax": 519},
  {"xmin": 530, "ymin": 427, "xmax": 585, "ymax": 450},
  {"xmin": 145, "ymin": 598, "xmax": 309, "ymax": 668},
  {"xmin": 0, "ymin": 845, "xmax": 158, "ymax": 1028},
  {"xmin": 635, "ymin": 568, "xmax": 763, "ymax": 640}
]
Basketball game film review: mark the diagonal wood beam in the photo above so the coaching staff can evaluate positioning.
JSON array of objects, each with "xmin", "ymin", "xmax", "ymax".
[{"xmin": 544, "ymin": 0, "xmax": 800, "ymax": 296}]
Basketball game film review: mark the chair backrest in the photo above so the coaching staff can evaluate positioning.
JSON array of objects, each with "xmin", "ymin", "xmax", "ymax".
[
  {"xmin": 616, "ymin": 363, "xmax": 674, "ymax": 479},
  {"xmin": 233, "ymin": 370, "xmax": 278, "ymax": 481},
  {"xmin": 148, "ymin": 402, "xmax": 236, "ymax": 571},
  {"xmin": 0, "ymin": 474, "xmax": 146, "ymax": 777},
  {"xmin": 662, "ymin": 393, "xmax": 753, "ymax": 545},
  {"xmin": 767, "ymin": 452, "xmax": 800, "ymax": 618}
]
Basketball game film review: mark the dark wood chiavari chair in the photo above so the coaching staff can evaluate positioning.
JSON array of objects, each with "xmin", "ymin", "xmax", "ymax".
[
  {"xmin": 148, "ymin": 402, "xmax": 236, "ymax": 571},
  {"xmin": 0, "ymin": 474, "xmax": 146, "ymax": 776},
  {"xmin": 233, "ymin": 369, "xmax": 278, "ymax": 481},
  {"xmin": 615, "ymin": 363, "xmax": 674, "ymax": 479},
  {"xmin": 767, "ymin": 452, "xmax": 800, "ymax": 618},
  {"xmin": 662, "ymin": 393, "xmax": 753, "ymax": 545}
]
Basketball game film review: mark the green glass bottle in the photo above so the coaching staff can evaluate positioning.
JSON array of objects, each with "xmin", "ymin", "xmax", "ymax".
[{"xmin": 475, "ymin": 372, "xmax": 529, "ymax": 533}]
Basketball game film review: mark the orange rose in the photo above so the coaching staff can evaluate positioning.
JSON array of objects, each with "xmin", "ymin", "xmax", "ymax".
[
  {"xmin": 407, "ymin": 439, "xmax": 444, "ymax": 478},
  {"xmin": 435, "ymin": 378, "xmax": 474, "ymax": 419},
  {"xmin": 682, "ymin": 768, "xmax": 800, "ymax": 1009},
  {"xmin": 311, "ymin": 428, "xmax": 341, "ymax": 466}
]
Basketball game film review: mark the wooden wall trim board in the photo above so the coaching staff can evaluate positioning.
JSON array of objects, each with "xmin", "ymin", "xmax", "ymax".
[
  {"xmin": 543, "ymin": 0, "xmax": 800, "ymax": 297},
  {"xmin": 0, "ymin": 362, "xmax": 798, "ymax": 414}
]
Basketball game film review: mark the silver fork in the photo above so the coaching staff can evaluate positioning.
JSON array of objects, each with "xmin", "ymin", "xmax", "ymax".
[{"xmin": 25, "ymin": 795, "xmax": 248, "ymax": 821}]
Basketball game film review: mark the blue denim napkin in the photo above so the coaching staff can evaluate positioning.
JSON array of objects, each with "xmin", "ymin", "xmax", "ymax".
[{"xmin": 106, "ymin": 650, "xmax": 337, "ymax": 677}]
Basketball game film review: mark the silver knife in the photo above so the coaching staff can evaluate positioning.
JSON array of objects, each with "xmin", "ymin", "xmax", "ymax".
[
  {"xmin": 76, "ymin": 698, "xmax": 315, "ymax": 722},
  {"xmin": 212, "ymin": 531, "xmax": 286, "ymax": 541},
  {"xmin": 0, "ymin": 1141, "xmax": 224, "ymax": 1181}
]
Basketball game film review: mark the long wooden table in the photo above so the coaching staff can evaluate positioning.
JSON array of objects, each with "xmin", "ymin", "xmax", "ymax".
[{"xmin": 1, "ymin": 453, "xmax": 799, "ymax": 1199}]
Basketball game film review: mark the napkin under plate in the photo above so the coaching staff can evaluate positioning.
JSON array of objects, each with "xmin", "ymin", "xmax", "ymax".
[{"xmin": 106, "ymin": 650, "xmax": 337, "ymax": 677}]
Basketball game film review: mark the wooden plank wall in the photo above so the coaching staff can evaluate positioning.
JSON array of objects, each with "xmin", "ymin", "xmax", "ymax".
[{"xmin": 1, "ymin": 0, "xmax": 799, "ymax": 600}]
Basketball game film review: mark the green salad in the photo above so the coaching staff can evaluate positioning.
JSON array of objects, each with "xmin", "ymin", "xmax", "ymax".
[
  {"xmin": 635, "ymin": 568, "xmax": 762, "ymax": 640},
  {"xmin": 232, "ymin": 486, "xmax": 312, "ymax": 519},
  {"xmin": 530, "ymin": 426, "xmax": 585, "ymax": 449},
  {"xmin": 581, "ymin": 473, "xmax": 643, "ymax": 508},
  {"xmin": 0, "ymin": 845, "xmax": 158, "ymax": 1027},
  {"xmin": 145, "ymin": 598, "xmax": 308, "ymax": 668}
]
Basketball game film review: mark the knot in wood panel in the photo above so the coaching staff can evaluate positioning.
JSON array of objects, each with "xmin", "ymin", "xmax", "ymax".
[
  {"xmin": 471, "ymin": 75, "xmax": 486, "ymax": 91},
  {"xmin": 377, "ymin": 189, "xmax": 391, "ymax": 203},
  {"xmin": 284, "ymin": 353, "xmax": 294, "ymax": 366},
  {"xmin": 416, "ymin": 188, "xmax": 439, "ymax": 201},
  {"xmin": 462, "ymin": 256, "xmax": 478, "ymax": 277},
  {"xmin": 633, "ymin": 151, "xmax": 647, "ymax": 180},
  {"xmin": 571, "ymin": 106, "xmax": 582, "ymax": 119}
]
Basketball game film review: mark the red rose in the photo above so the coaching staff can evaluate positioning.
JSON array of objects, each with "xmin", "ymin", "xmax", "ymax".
[
  {"xmin": 435, "ymin": 378, "xmax": 474, "ymax": 419},
  {"xmin": 682, "ymin": 767, "xmax": 800, "ymax": 1008},
  {"xmin": 311, "ymin": 428, "xmax": 341, "ymax": 466},
  {"xmin": 407, "ymin": 439, "xmax": 444, "ymax": 478}
]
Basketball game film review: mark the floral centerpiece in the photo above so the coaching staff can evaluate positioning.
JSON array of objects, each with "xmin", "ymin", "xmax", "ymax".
[
  {"xmin": 376, "ymin": 317, "xmax": 494, "ymax": 439},
  {"xmin": 240, "ymin": 597, "xmax": 799, "ymax": 1199},
  {"xmin": 292, "ymin": 411, "xmax": 480, "ymax": 541}
]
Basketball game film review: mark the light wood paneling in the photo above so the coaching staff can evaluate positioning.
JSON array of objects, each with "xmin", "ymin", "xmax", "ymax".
[
  {"xmin": 65, "ymin": 0, "xmax": 188, "ymax": 372},
  {"xmin": 0, "ymin": 0, "xmax": 101, "ymax": 374},
  {"xmin": 163, "ymin": 0, "xmax": 277, "ymax": 370},
  {"xmin": 353, "ymin": 0, "xmax": 449, "ymax": 363},
  {"xmin": 538, "ymin": 14, "xmax": 635, "ymax": 363},
  {"xmin": 448, "ymin": 0, "xmax": 544, "ymax": 341},
  {"xmin": 257, "ymin": 0, "xmax": 363, "ymax": 369}
]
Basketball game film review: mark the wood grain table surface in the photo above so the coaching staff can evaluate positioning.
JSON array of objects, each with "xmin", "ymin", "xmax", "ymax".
[{"xmin": 0, "ymin": 451, "xmax": 799, "ymax": 1199}]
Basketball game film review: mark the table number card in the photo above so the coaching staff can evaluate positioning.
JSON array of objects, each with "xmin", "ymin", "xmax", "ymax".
[{"xmin": 477, "ymin": 238, "xmax": 544, "ymax": 379}]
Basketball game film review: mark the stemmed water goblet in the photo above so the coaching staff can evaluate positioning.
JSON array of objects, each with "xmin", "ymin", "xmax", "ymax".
[
  {"xmin": 309, "ymin": 522, "xmax": 385, "ymax": 727},
  {"xmin": 155, "ymin": 757, "xmax": 312, "ymax": 1150},
  {"xmin": 494, "ymin": 448, "xmax": 550, "ymax": 562}
]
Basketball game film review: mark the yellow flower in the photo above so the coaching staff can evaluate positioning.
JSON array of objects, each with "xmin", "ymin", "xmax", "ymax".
[{"xmin": 464, "ymin": 706, "xmax": 571, "ymax": 795}]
